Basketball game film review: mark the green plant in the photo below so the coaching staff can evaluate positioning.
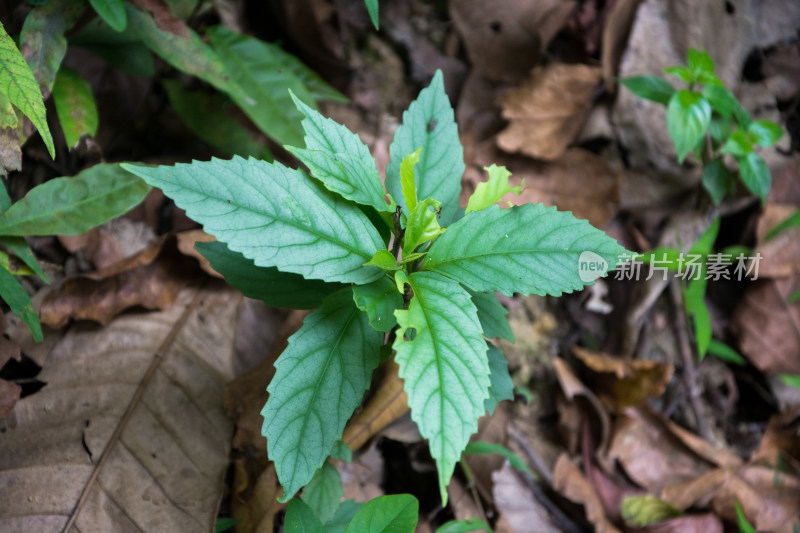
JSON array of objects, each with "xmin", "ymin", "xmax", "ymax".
[
  {"xmin": 621, "ymin": 48, "xmax": 783, "ymax": 205},
  {"xmin": 123, "ymin": 71, "xmax": 624, "ymax": 507}
]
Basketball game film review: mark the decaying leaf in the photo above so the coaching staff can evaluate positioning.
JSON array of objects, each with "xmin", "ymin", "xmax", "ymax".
[
  {"xmin": 553, "ymin": 453, "xmax": 621, "ymax": 533},
  {"xmin": 450, "ymin": 0, "xmax": 576, "ymax": 83},
  {"xmin": 175, "ymin": 229, "xmax": 220, "ymax": 278},
  {"xmin": 40, "ymin": 234, "xmax": 202, "ymax": 328},
  {"xmin": 497, "ymin": 64, "xmax": 602, "ymax": 161},
  {"xmin": 492, "ymin": 463, "xmax": 560, "ymax": 533},
  {"xmin": 0, "ymin": 286, "xmax": 241, "ymax": 531},
  {"xmin": 0, "ymin": 378, "xmax": 20, "ymax": 419},
  {"xmin": 573, "ymin": 346, "xmax": 673, "ymax": 410}
]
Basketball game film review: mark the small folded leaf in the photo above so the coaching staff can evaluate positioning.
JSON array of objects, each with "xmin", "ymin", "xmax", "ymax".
[
  {"xmin": 123, "ymin": 157, "xmax": 384, "ymax": 284},
  {"xmin": 701, "ymin": 157, "xmax": 732, "ymax": 205},
  {"xmin": 343, "ymin": 494, "xmax": 418, "ymax": 533},
  {"xmin": 701, "ymin": 84, "xmax": 738, "ymax": 118},
  {"xmin": 0, "ymin": 163, "xmax": 150, "ymax": 236},
  {"xmin": 285, "ymin": 499, "xmax": 325, "ymax": 533},
  {"xmin": 484, "ymin": 344, "xmax": 514, "ymax": 414},
  {"xmin": 263, "ymin": 289, "xmax": 382, "ymax": 501},
  {"xmin": 707, "ymin": 339, "xmax": 746, "ymax": 366},
  {"xmin": 89, "ymin": 0, "xmax": 127, "ymax": 31},
  {"xmin": 663, "ymin": 65, "xmax": 693, "ymax": 83},
  {"xmin": 666, "ymin": 90, "xmax": 711, "ymax": 163},
  {"xmin": 467, "ymin": 288, "xmax": 513, "ymax": 341},
  {"xmin": 687, "ymin": 48, "xmax": 715, "ymax": 76},
  {"xmin": 737, "ymin": 151, "xmax": 770, "ymax": 204},
  {"xmin": 393, "ymin": 272, "xmax": 490, "ymax": 504},
  {"xmin": 52, "ymin": 67, "xmax": 99, "ymax": 148},
  {"xmin": 387, "ymin": 70, "xmax": 464, "ymax": 225},
  {"xmin": 400, "ymin": 147, "xmax": 421, "ymax": 212},
  {"xmin": 747, "ymin": 119, "xmax": 783, "ymax": 147},
  {"xmin": 465, "ymin": 164, "xmax": 522, "ymax": 214},
  {"xmin": 365, "ymin": 249, "xmax": 399, "ymax": 271},
  {"xmin": 619, "ymin": 75, "xmax": 675, "ymax": 105},
  {"xmin": 403, "ymin": 198, "xmax": 443, "ymax": 253},
  {"xmin": 424, "ymin": 204, "xmax": 626, "ymax": 296},
  {"xmin": 301, "ymin": 462, "xmax": 343, "ymax": 524},
  {"xmin": 352, "ymin": 276, "xmax": 402, "ymax": 332},
  {"xmin": 721, "ymin": 130, "xmax": 753, "ymax": 157},
  {"xmin": 287, "ymin": 93, "xmax": 390, "ymax": 212},
  {"xmin": 0, "ymin": 266, "xmax": 41, "ymax": 342},
  {"xmin": 0, "ymin": 21, "xmax": 54, "ymax": 158},
  {"xmin": 195, "ymin": 241, "xmax": 342, "ymax": 309}
]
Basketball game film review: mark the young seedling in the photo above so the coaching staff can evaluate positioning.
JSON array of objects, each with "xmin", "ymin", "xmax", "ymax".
[{"xmin": 123, "ymin": 70, "xmax": 625, "ymax": 509}]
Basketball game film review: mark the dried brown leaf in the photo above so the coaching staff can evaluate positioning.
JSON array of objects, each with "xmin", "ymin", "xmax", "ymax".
[
  {"xmin": 497, "ymin": 64, "xmax": 602, "ymax": 161},
  {"xmin": 573, "ymin": 346, "xmax": 673, "ymax": 410},
  {"xmin": 41, "ymin": 234, "xmax": 202, "ymax": 329},
  {"xmin": 553, "ymin": 357, "xmax": 611, "ymax": 454},
  {"xmin": 600, "ymin": 0, "xmax": 643, "ymax": 91},
  {"xmin": 732, "ymin": 276, "xmax": 800, "ymax": 375},
  {"xmin": 553, "ymin": 453, "xmax": 622, "ymax": 533},
  {"xmin": 450, "ymin": 0, "xmax": 576, "ymax": 82},
  {"xmin": 751, "ymin": 407, "xmax": 800, "ymax": 472},
  {"xmin": 492, "ymin": 464, "xmax": 560, "ymax": 533},
  {"xmin": 631, "ymin": 513, "xmax": 723, "ymax": 533},
  {"xmin": 175, "ymin": 229, "xmax": 220, "ymax": 278},
  {"xmin": 0, "ymin": 378, "xmax": 21, "ymax": 419},
  {"xmin": 0, "ymin": 286, "xmax": 241, "ymax": 531}
]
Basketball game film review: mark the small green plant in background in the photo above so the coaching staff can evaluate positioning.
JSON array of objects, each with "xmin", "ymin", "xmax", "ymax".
[
  {"xmin": 124, "ymin": 71, "xmax": 625, "ymax": 520},
  {"xmin": 621, "ymin": 48, "xmax": 783, "ymax": 205}
]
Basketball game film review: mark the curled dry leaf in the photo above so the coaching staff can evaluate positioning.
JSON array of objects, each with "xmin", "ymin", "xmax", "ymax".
[
  {"xmin": 497, "ymin": 64, "xmax": 602, "ymax": 161},
  {"xmin": 0, "ymin": 286, "xmax": 241, "ymax": 531},
  {"xmin": 600, "ymin": 0, "xmax": 643, "ymax": 91},
  {"xmin": 492, "ymin": 463, "xmax": 560, "ymax": 533},
  {"xmin": 553, "ymin": 453, "xmax": 622, "ymax": 533},
  {"xmin": 751, "ymin": 407, "xmax": 800, "ymax": 472},
  {"xmin": 40, "ymin": 234, "xmax": 203, "ymax": 329},
  {"xmin": 450, "ymin": 0, "xmax": 576, "ymax": 83},
  {"xmin": 553, "ymin": 357, "xmax": 611, "ymax": 454},
  {"xmin": 573, "ymin": 346, "xmax": 673, "ymax": 411},
  {"xmin": 175, "ymin": 229, "xmax": 220, "ymax": 278}
]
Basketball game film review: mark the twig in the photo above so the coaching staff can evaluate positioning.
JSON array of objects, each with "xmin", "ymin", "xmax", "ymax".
[
  {"xmin": 507, "ymin": 425, "xmax": 553, "ymax": 487},
  {"xmin": 669, "ymin": 279, "xmax": 712, "ymax": 441},
  {"xmin": 459, "ymin": 458, "xmax": 488, "ymax": 524}
]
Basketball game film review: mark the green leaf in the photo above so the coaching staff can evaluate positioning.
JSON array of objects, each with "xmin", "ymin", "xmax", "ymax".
[
  {"xmin": 52, "ymin": 67, "xmax": 99, "ymax": 148},
  {"xmin": 766, "ymin": 209, "xmax": 800, "ymax": 241},
  {"xmin": 690, "ymin": 217, "xmax": 720, "ymax": 256},
  {"xmin": 287, "ymin": 93, "xmax": 390, "ymax": 212},
  {"xmin": 779, "ymin": 374, "xmax": 800, "ymax": 389},
  {"xmin": 365, "ymin": 249, "xmax": 399, "ymax": 271},
  {"xmin": 467, "ymin": 289, "xmax": 513, "ymax": 342},
  {"xmin": 215, "ymin": 517, "xmax": 241, "ymax": 533},
  {"xmin": 702, "ymin": 157, "xmax": 732, "ymax": 205},
  {"xmin": 70, "ymin": 19, "xmax": 155, "ymax": 77},
  {"xmin": 639, "ymin": 248, "xmax": 683, "ymax": 271},
  {"xmin": 666, "ymin": 90, "xmax": 711, "ymax": 163},
  {"xmin": 302, "ymin": 462, "xmax": 343, "ymax": 524},
  {"xmin": 0, "ymin": 266, "xmax": 41, "ymax": 341},
  {"xmin": 484, "ymin": 344, "xmax": 514, "ymax": 414},
  {"xmin": 393, "ymin": 272, "xmax": 490, "ymax": 504},
  {"xmin": 735, "ymin": 501, "xmax": 757, "ymax": 533},
  {"xmin": 465, "ymin": 164, "xmax": 522, "ymax": 214},
  {"xmin": 684, "ymin": 277, "xmax": 710, "ymax": 359},
  {"xmin": 343, "ymin": 494, "xmax": 418, "ymax": 533},
  {"xmin": 123, "ymin": 157, "xmax": 383, "ymax": 284},
  {"xmin": 663, "ymin": 66, "xmax": 694, "ymax": 83},
  {"xmin": 701, "ymin": 84, "xmax": 738, "ymax": 119},
  {"xmin": 707, "ymin": 339, "xmax": 746, "ymax": 366},
  {"xmin": 126, "ymin": 6, "xmax": 236, "ymax": 96},
  {"xmin": 89, "ymin": 0, "xmax": 127, "ymax": 31},
  {"xmin": 364, "ymin": 0, "xmax": 379, "ymax": 30},
  {"xmin": 424, "ymin": 204, "xmax": 626, "ymax": 297},
  {"xmin": 0, "ymin": 163, "xmax": 150, "ymax": 236},
  {"xmin": 403, "ymin": 198, "xmax": 444, "ymax": 253},
  {"xmin": 163, "ymin": 80, "xmax": 272, "ymax": 160},
  {"xmin": 708, "ymin": 115, "xmax": 733, "ymax": 143},
  {"xmin": 0, "ymin": 22, "xmax": 54, "ymax": 158},
  {"xmin": 329, "ymin": 440, "xmax": 352, "ymax": 462},
  {"xmin": 687, "ymin": 48, "xmax": 715, "ymax": 76},
  {"xmin": 748, "ymin": 119, "xmax": 783, "ymax": 147},
  {"xmin": 621, "ymin": 494, "xmax": 682, "ymax": 527},
  {"xmin": 737, "ymin": 151, "xmax": 771, "ymax": 204},
  {"xmin": 285, "ymin": 499, "xmax": 325, "ymax": 533},
  {"xmin": 195, "ymin": 241, "xmax": 341, "ymax": 309},
  {"xmin": 324, "ymin": 500, "xmax": 363, "ymax": 533},
  {"xmin": 400, "ymin": 148, "xmax": 421, "ymax": 212},
  {"xmin": 789, "ymin": 290, "xmax": 800, "ymax": 304},
  {"xmin": 352, "ymin": 276, "xmax": 402, "ymax": 332},
  {"xmin": 263, "ymin": 43, "xmax": 347, "ymax": 104},
  {"xmin": 619, "ymin": 75, "xmax": 675, "ymax": 105},
  {"xmin": 721, "ymin": 130, "xmax": 753, "ymax": 157},
  {"xmin": 436, "ymin": 519, "xmax": 492, "ymax": 533},
  {"xmin": 263, "ymin": 289, "xmax": 382, "ymax": 501},
  {"xmin": 206, "ymin": 25, "xmax": 315, "ymax": 147},
  {"xmin": 696, "ymin": 71, "xmax": 722, "ymax": 86},
  {"xmin": 0, "ymin": 182, "xmax": 48, "ymax": 283},
  {"xmin": 387, "ymin": 70, "xmax": 464, "ymax": 225},
  {"xmin": 465, "ymin": 440, "xmax": 531, "ymax": 476}
]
